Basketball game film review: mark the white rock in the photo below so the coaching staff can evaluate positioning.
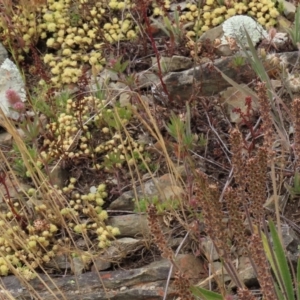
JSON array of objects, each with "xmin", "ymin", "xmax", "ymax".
[
  {"xmin": 0, "ymin": 58, "xmax": 26, "ymax": 120},
  {"xmin": 221, "ymin": 15, "xmax": 268, "ymax": 48}
]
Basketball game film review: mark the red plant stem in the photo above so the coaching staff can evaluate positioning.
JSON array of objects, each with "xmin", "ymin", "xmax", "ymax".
[
  {"xmin": 141, "ymin": 7, "xmax": 172, "ymax": 103},
  {"xmin": 0, "ymin": 174, "xmax": 27, "ymax": 228}
]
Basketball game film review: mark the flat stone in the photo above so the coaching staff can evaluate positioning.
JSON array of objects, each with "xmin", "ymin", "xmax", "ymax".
[
  {"xmin": 151, "ymin": 56, "xmax": 193, "ymax": 74},
  {"xmin": 135, "ymin": 71, "xmax": 159, "ymax": 88},
  {"xmin": 107, "ymin": 214, "xmax": 150, "ymax": 237},
  {"xmin": 45, "ymin": 253, "xmax": 71, "ymax": 270},
  {"xmin": 92, "ymin": 238, "xmax": 145, "ymax": 271},
  {"xmin": 220, "ymin": 84, "xmax": 258, "ymax": 123},
  {"xmin": 158, "ymin": 51, "xmax": 300, "ymax": 104},
  {"xmin": 109, "ymin": 172, "xmax": 186, "ymax": 211},
  {"xmin": 1, "ymin": 256, "xmax": 205, "ymax": 299}
]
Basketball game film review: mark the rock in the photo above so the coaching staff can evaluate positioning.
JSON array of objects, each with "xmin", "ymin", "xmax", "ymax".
[
  {"xmin": 227, "ymin": 256, "xmax": 256, "ymax": 289},
  {"xmin": 0, "ymin": 132, "xmax": 12, "ymax": 145},
  {"xmin": 169, "ymin": 1, "xmax": 189, "ymax": 11},
  {"xmin": 221, "ymin": 15, "xmax": 267, "ymax": 48},
  {"xmin": 262, "ymin": 32, "xmax": 290, "ymax": 51},
  {"xmin": 157, "ymin": 51, "xmax": 300, "ymax": 103},
  {"xmin": 107, "ymin": 214, "xmax": 150, "ymax": 237},
  {"xmin": 49, "ymin": 165, "xmax": 68, "ymax": 188},
  {"xmin": 92, "ymin": 256, "xmax": 111, "ymax": 271},
  {"xmin": 45, "ymin": 253, "xmax": 71, "ymax": 270},
  {"xmin": 108, "ymin": 190, "xmax": 136, "ymax": 211},
  {"xmin": 151, "ymin": 56, "xmax": 193, "ymax": 74},
  {"xmin": 0, "ymin": 43, "xmax": 7, "ymax": 65},
  {"xmin": 0, "ymin": 59, "xmax": 26, "ymax": 120},
  {"xmin": 236, "ymin": 256, "xmax": 256, "ymax": 287},
  {"xmin": 71, "ymin": 255, "xmax": 91, "ymax": 275},
  {"xmin": 200, "ymin": 237, "xmax": 219, "ymax": 261},
  {"xmin": 168, "ymin": 237, "xmax": 188, "ymax": 249},
  {"xmin": 271, "ymin": 79, "xmax": 282, "ymax": 89},
  {"xmin": 135, "ymin": 71, "xmax": 159, "ymax": 88},
  {"xmin": 158, "ymin": 56, "xmax": 255, "ymax": 103},
  {"xmin": 282, "ymin": 0, "xmax": 296, "ymax": 21},
  {"xmin": 89, "ymin": 68, "xmax": 119, "ymax": 92},
  {"xmin": 109, "ymin": 172, "xmax": 185, "ymax": 211},
  {"xmin": 0, "ymin": 173, "xmax": 30, "ymax": 204},
  {"xmin": 108, "ymin": 81, "xmax": 129, "ymax": 106},
  {"xmin": 197, "ymin": 261, "xmax": 231, "ymax": 289},
  {"xmin": 92, "ymin": 238, "xmax": 145, "ymax": 271},
  {"xmin": 199, "ymin": 25, "xmax": 223, "ymax": 44},
  {"xmin": 219, "ymin": 84, "xmax": 258, "ymax": 123},
  {"xmin": 119, "ymin": 91, "xmax": 131, "ymax": 107},
  {"xmin": 199, "ymin": 25, "xmax": 233, "ymax": 56},
  {"xmin": 281, "ymin": 224, "xmax": 300, "ymax": 266},
  {"xmin": 174, "ymin": 254, "xmax": 204, "ymax": 281},
  {"xmin": 0, "ymin": 254, "xmax": 202, "ymax": 299}
]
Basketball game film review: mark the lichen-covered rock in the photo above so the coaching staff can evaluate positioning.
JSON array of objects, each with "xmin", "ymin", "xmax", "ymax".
[
  {"xmin": 221, "ymin": 15, "xmax": 268, "ymax": 48},
  {"xmin": 0, "ymin": 58, "xmax": 26, "ymax": 120}
]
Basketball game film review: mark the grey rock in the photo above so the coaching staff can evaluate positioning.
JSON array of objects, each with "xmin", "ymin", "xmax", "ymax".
[
  {"xmin": 221, "ymin": 15, "xmax": 267, "ymax": 48},
  {"xmin": 158, "ymin": 51, "xmax": 300, "ymax": 103},
  {"xmin": 237, "ymin": 256, "xmax": 256, "ymax": 287},
  {"xmin": 198, "ymin": 261, "xmax": 231, "ymax": 289},
  {"xmin": 151, "ymin": 56, "xmax": 193, "ymax": 74},
  {"xmin": 91, "ymin": 257, "xmax": 111, "ymax": 271},
  {"xmin": 200, "ymin": 237, "xmax": 219, "ymax": 261},
  {"xmin": 45, "ymin": 253, "xmax": 71, "ymax": 270},
  {"xmin": 92, "ymin": 238, "xmax": 144, "ymax": 271},
  {"xmin": 169, "ymin": 1, "xmax": 189, "ymax": 11},
  {"xmin": 282, "ymin": 224, "xmax": 300, "ymax": 253},
  {"xmin": 71, "ymin": 256, "xmax": 90, "ymax": 275},
  {"xmin": 0, "ymin": 254, "xmax": 202, "ymax": 300},
  {"xmin": 109, "ymin": 172, "xmax": 186, "ymax": 212},
  {"xmin": 108, "ymin": 189, "xmax": 136, "ymax": 211},
  {"xmin": 228, "ymin": 256, "xmax": 256, "ymax": 289},
  {"xmin": 199, "ymin": 25, "xmax": 223, "ymax": 43},
  {"xmin": 199, "ymin": 25, "xmax": 233, "ymax": 56},
  {"xmin": 119, "ymin": 91, "xmax": 131, "ymax": 107},
  {"xmin": 107, "ymin": 214, "xmax": 150, "ymax": 237},
  {"xmin": 49, "ymin": 165, "xmax": 68, "ymax": 188},
  {"xmin": 135, "ymin": 71, "xmax": 159, "ymax": 88}
]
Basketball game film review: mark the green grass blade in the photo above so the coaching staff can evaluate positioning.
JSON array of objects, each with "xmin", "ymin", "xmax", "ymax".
[
  {"xmin": 269, "ymin": 219, "xmax": 295, "ymax": 300},
  {"xmin": 297, "ymin": 256, "xmax": 300, "ymax": 299},
  {"xmin": 261, "ymin": 229, "xmax": 278, "ymax": 277},
  {"xmin": 274, "ymin": 283, "xmax": 286, "ymax": 300},
  {"xmin": 190, "ymin": 286, "xmax": 223, "ymax": 300},
  {"xmin": 242, "ymin": 29, "xmax": 273, "ymax": 101},
  {"xmin": 287, "ymin": 6, "xmax": 300, "ymax": 46}
]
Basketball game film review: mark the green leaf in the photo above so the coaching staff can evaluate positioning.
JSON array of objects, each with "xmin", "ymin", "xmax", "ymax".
[
  {"xmin": 286, "ymin": 5, "xmax": 300, "ymax": 47},
  {"xmin": 242, "ymin": 29, "xmax": 273, "ymax": 100},
  {"xmin": 274, "ymin": 282, "xmax": 285, "ymax": 300},
  {"xmin": 269, "ymin": 219, "xmax": 295, "ymax": 300},
  {"xmin": 190, "ymin": 286, "xmax": 223, "ymax": 300},
  {"xmin": 297, "ymin": 256, "xmax": 300, "ymax": 299}
]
